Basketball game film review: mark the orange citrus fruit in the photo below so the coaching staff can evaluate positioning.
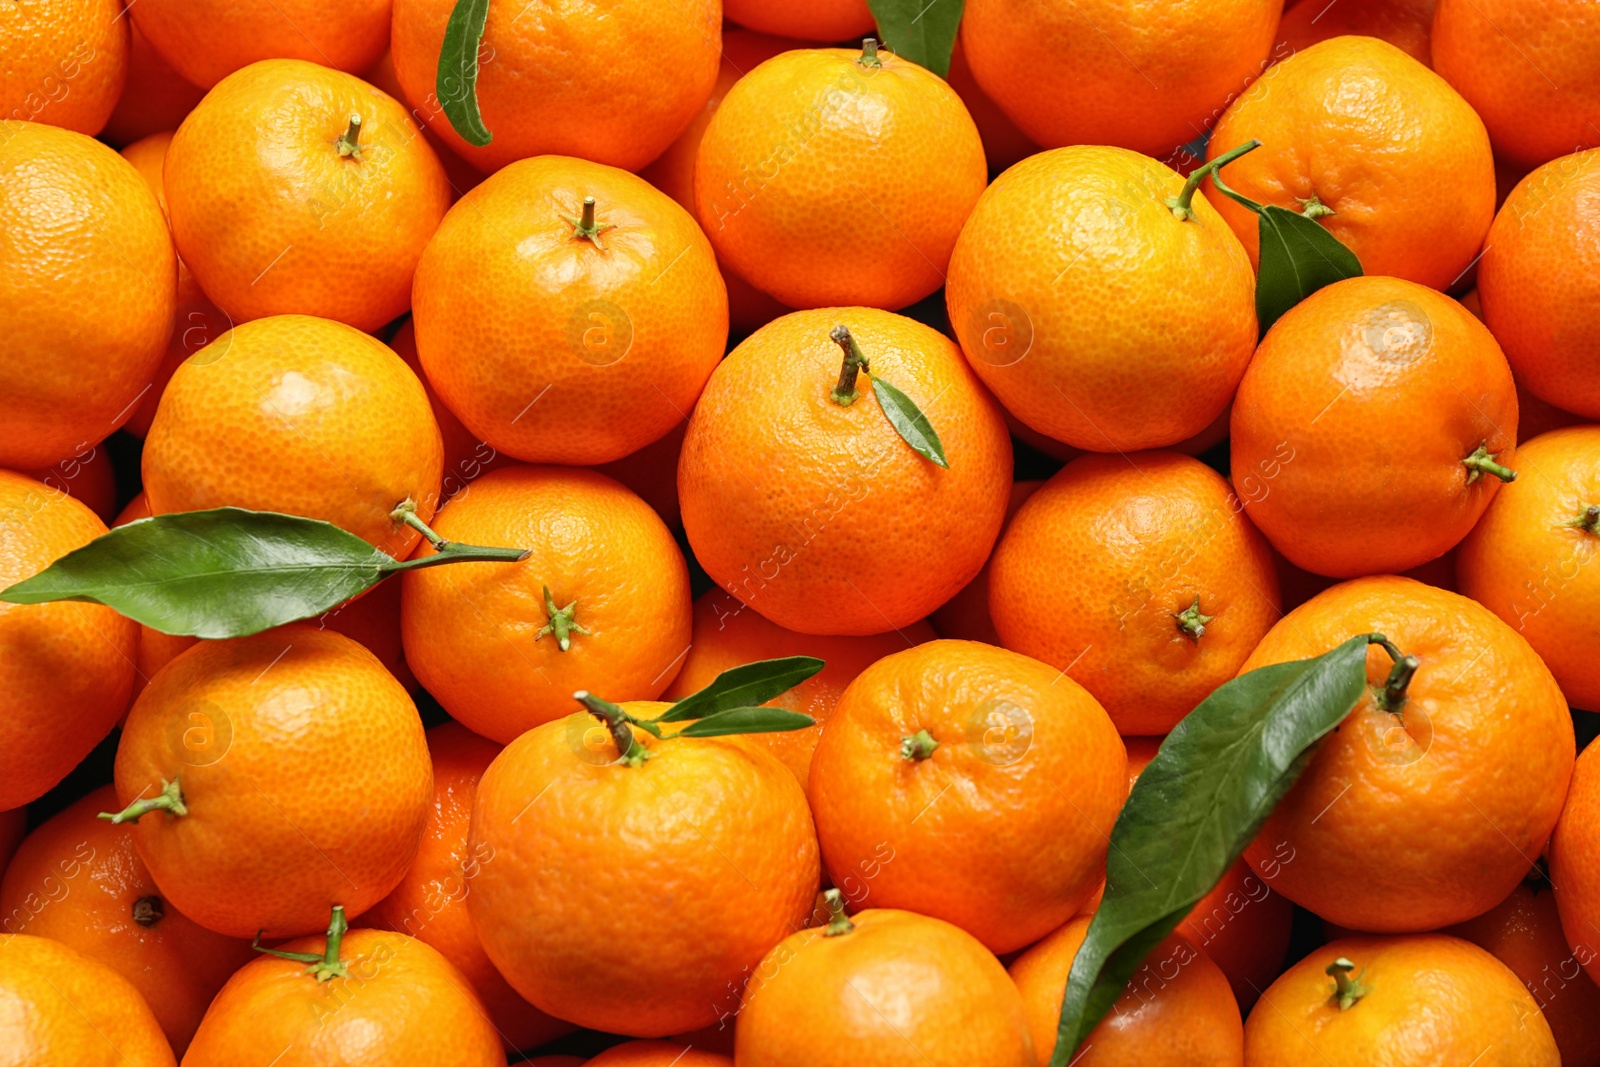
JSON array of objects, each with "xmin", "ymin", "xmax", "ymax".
[
  {"xmin": 0, "ymin": 934, "xmax": 175, "ymax": 1066},
  {"xmin": 0, "ymin": 785, "xmax": 253, "ymax": 1053},
  {"xmin": 142, "ymin": 314, "xmax": 444, "ymax": 560},
  {"xmin": 989, "ymin": 451, "xmax": 1281, "ymax": 735},
  {"xmin": 25, "ymin": 439, "xmax": 118, "ymax": 523},
  {"xmin": 365, "ymin": 722, "xmax": 571, "ymax": 1054},
  {"xmin": 946, "ymin": 145, "xmax": 1257, "ymax": 453},
  {"xmin": 113, "ymin": 626, "xmax": 433, "ymax": 938},
  {"xmin": 735, "ymin": 903, "xmax": 1035, "ymax": 1067},
  {"xmin": 723, "ymin": 0, "xmax": 873, "ymax": 41},
  {"xmin": 412, "ymin": 154, "xmax": 727, "ymax": 466},
  {"xmin": 946, "ymin": 41, "xmax": 1040, "ymax": 176},
  {"xmin": 588, "ymin": 1042, "xmax": 732, "ymax": 1067},
  {"xmin": 1206, "ymin": 36, "xmax": 1494, "ymax": 290},
  {"xmin": 130, "ymin": 0, "xmax": 391, "ymax": 88},
  {"xmin": 1277, "ymin": 0, "xmax": 1435, "ymax": 66},
  {"xmin": 1551, "ymin": 740, "xmax": 1600, "ymax": 986},
  {"xmin": 808, "ymin": 640, "xmax": 1126, "ymax": 953},
  {"xmin": 400, "ymin": 465, "xmax": 692, "ymax": 744},
  {"xmin": 638, "ymin": 28, "xmax": 795, "ymax": 336},
  {"xmin": 1458, "ymin": 426, "xmax": 1600, "ymax": 712},
  {"xmin": 1433, "ymin": 0, "xmax": 1600, "ymax": 171},
  {"xmin": 100, "ymin": 22, "xmax": 205, "ymax": 147},
  {"xmin": 1478, "ymin": 149, "xmax": 1600, "ymax": 419},
  {"xmin": 0, "ymin": 0, "xmax": 128, "ymax": 135},
  {"xmin": 693, "ymin": 42, "xmax": 987, "ymax": 311},
  {"xmin": 0, "ymin": 469, "xmax": 137, "ymax": 811},
  {"xmin": 662, "ymin": 589, "xmax": 936, "ymax": 785},
  {"xmin": 959, "ymin": 0, "xmax": 1283, "ymax": 157},
  {"xmin": 1010, "ymin": 921, "xmax": 1242, "ymax": 1067},
  {"xmin": 1231, "ymin": 276, "xmax": 1517, "ymax": 578},
  {"xmin": 928, "ymin": 480, "xmax": 1041, "ymax": 646},
  {"xmin": 1246, "ymin": 935, "xmax": 1558, "ymax": 1063},
  {"xmin": 1240, "ymin": 577, "xmax": 1573, "ymax": 932},
  {"xmin": 390, "ymin": 0, "xmax": 720, "ymax": 173},
  {"xmin": 116, "ymin": 128, "xmax": 231, "ymax": 440},
  {"xmin": 466, "ymin": 703, "xmax": 820, "ymax": 1037},
  {"xmin": 1450, "ymin": 869, "xmax": 1600, "ymax": 1067},
  {"xmin": 164, "ymin": 59, "xmax": 451, "ymax": 332},
  {"xmin": 679, "ymin": 307, "xmax": 1012, "ymax": 635},
  {"xmin": 183, "ymin": 923, "xmax": 503, "ymax": 1065},
  {"xmin": 0, "ymin": 120, "xmax": 175, "ymax": 469}
]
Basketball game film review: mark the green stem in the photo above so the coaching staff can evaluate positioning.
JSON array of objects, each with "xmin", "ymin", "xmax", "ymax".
[
  {"xmin": 1167, "ymin": 140, "xmax": 1261, "ymax": 220},
  {"xmin": 253, "ymin": 905, "xmax": 350, "ymax": 982},
  {"xmin": 1172, "ymin": 597, "xmax": 1215, "ymax": 641},
  {"xmin": 536, "ymin": 585, "xmax": 591, "ymax": 651},
  {"xmin": 561, "ymin": 196, "xmax": 617, "ymax": 250},
  {"xmin": 98, "ymin": 778, "xmax": 186, "ymax": 824},
  {"xmin": 1206, "ymin": 161, "xmax": 1269, "ymax": 217},
  {"xmin": 1326, "ymin": 956, "xmax": 1370, "ymax": 1011},
  {"xmin": 1463, "ymin": 443, "xmax": 1517, "ymax": 484},
  {"xmin": 387, "ymin": 500, "xmax": 530, "ymax": 566},
  {"xmin": 822, "ymin": 888, "xmax": 855, "ymax": 937},
  {"xmin": 900, "ymin": 728, "xmax": 938, "ymax": 761},
  {"xmin": 1571, "ymin": 505, "xmax": 1600, "ymax": 534},
  {"xmin": 575, "ymin": 690, "xmax": 652, "ymax": 767},
  {"xmin": 336, "ymin": 114, "xmax": 364, "ymax": 160},
  {"xmin": 829, "ymin": 325, "xmax": 870, "ymax": 406},
  {"xmin": 1366, "ymin": 634, "xmax": 1419, "ymax": 713},
  {"xmin": 858, "ymin": 37, "xmax": 881, "ymax": 68}
]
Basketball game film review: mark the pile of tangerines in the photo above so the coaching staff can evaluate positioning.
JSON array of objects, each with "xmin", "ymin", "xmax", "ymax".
[{"xmin": 4, "ymin": 0, "xmax": 1600, "ymax": 1064}]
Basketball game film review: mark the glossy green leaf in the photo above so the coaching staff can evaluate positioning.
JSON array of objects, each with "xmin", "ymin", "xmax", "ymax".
[
  {"xmin": 872, "ymin": 377, "xmax": 948, "ymax": 468},
  {"xmin": 437, "ymin": 0, "xmax": 493, "ymax": 147},
  {"xmin": 865, "ymin": 0, "xmax": 965, "ymax": 77},
  {"xmin": 0, "ymin": 508, "xmax": 393, "ymax": 639},
  {"xmin": 674, "ymin": 707, "xmax": 817, "ymax": 738},
  {"xmin": 1253, "ymin": 205, "xmax": 1363, "ymax": 332},
  {"xmin": 1052, "ymin": 634, "xmax": 1377, "ymax": 1063},
  {"xmin": 658, "ymin": 655, "xmax": 826, "ymax": 723}
]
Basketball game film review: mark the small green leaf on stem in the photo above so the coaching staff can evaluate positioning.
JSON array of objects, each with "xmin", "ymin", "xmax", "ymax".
[
  {"xmin": 437, "ymin": 0, "xmax": 493, "ymax": 147},
  {"xmin": 1, "ymin": 507, "xmax": 527, "ymax": 639},
  {"xmin": 872, "ymin": 377, "xmax": 948, "ymax": 468},
  {"xmin": 865, "ymin": 0, "xmax": 964, "ymax": 77},
  {"xmin": 674, "ymin": 707, "xmax": 816, "ymax": 738},
  {"xmin": 1051, "ymin": 633, "xmax": 1394, "ymax": 1063},
  {"xmin": 658, "ymin": 656, "xmax": 825, "ymax": 723},
  {"xmin": 1206, "ymin": 155, "xmax": 1362, "ymax": 332}
]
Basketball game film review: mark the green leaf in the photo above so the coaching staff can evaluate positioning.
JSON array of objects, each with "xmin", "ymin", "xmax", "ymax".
[
  {"xmin": 658, "ymin": 655, "xmax": 826, "ymax": 723},
  {"xmin": 674, "ymin": 707, "xmax": 817, "ymax": 738},
  {"xmin": 1052, "ymin": 634, "xmax": 1377, "ymax": 1064},
  {"xmin": 1253, "ymin": 205, "xmax": 1363, "ymax": 332},
  {"xmin": 437, "ymin": 0, "xmax": 493, "ymax": 148},
  {"xmin": 866, "ymin": 0, "xmax": 965, "ymax": 78},
  {"xmin": 0, "ymin": 508, "xmax": 395, "ymax": 639},
  {"xmin": 872, "ymin": 377, "xmax": 948, "ymax": 468}
]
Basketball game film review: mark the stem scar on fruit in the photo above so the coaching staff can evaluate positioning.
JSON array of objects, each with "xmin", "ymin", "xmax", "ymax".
[
  {"xmin": 1172, "ymin": 597, "xmax": 1215, "ymax": 641},
  {"xmin": 1326, "ymin": 956, "xmax": 1371, "ymax": 1010},
  {"xmin": 562, "ymin": 196, "xmax": 617, "ymax": 251},
  {"xmin": 253, "ymin": 904, "xmax": 351, "ymax": 982},
  {"xmin": 336, "ymin": 114, "xmax": 364, "ymax": 161}
]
